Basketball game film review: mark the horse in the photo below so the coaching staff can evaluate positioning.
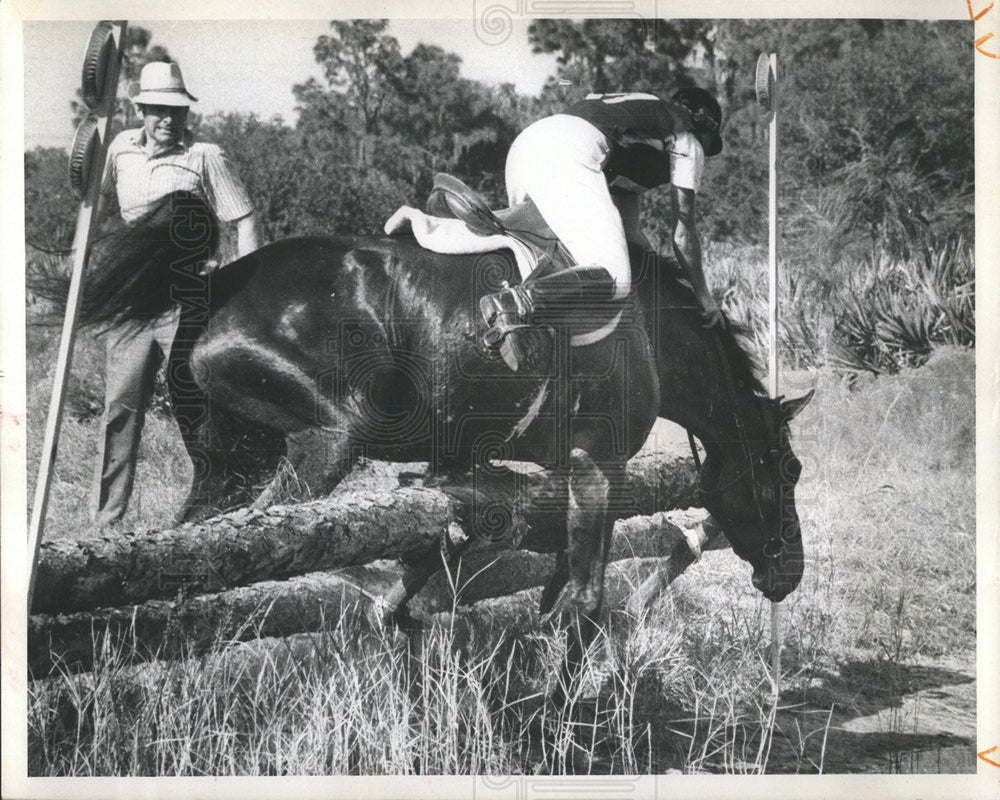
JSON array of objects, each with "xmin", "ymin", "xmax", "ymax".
[{"xmin": 64, "ymin": 190, "xmax": 811, "ymax": 695}]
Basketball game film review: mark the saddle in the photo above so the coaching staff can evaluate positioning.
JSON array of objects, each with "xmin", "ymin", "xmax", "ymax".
[
  {"xmin": 386, "ymin": 173, "xmax": 626, "ymax": 371},
  {"xmin": 425, "ymin": 173, "xmax": 576, "ymax": 277}
]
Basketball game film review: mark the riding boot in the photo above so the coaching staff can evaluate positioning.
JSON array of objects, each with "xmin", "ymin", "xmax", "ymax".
[
  {"xmin": 479, "ymin": 266, "xmax": 618, "ymax": 372},
  {"xmin": 480, "ymin": 266, "xmax": 618, "ymax": 344}
]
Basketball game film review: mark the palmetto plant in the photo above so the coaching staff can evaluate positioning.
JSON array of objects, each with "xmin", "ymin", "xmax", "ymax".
[
  {"xmin": 830, "ymin": 235, "xmax": 973, "ymax": 375},
  {"xmin": 713, "ymin": 252, "xmax": 828, "ymax": 371}
]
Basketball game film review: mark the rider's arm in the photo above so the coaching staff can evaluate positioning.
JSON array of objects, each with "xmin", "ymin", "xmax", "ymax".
[
  {"xmin": 669, "ymin": 130, "xmax": 722, "ymax": 327},
  {"xmin": 672, "ymin": 185, "xmax": 722, "ymax": 328},
  {"xmin": 611, "ymin": 190, "xmax": 653, "ymax": 252}
]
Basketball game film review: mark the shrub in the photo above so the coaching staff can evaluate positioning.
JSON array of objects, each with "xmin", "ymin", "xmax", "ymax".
[{"xmin": 829, "ymin": 235, "xmax": 974, "ymax": 375}]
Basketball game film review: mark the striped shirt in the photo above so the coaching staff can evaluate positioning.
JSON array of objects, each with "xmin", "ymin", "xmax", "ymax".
[{"xmin": 101, "ymin": 128, "xmax": 254, "ymax": 224}]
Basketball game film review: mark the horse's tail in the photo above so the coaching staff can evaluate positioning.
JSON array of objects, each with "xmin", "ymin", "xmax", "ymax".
[{"xmin": 28, "ymin": 191, "xmax": 219, "ymax": 329}]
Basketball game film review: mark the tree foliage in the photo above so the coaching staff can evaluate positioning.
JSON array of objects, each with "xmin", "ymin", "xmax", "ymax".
[
  {"xmin": 528, "ymin": 18, "xmax": 705, "ymax": 96},
  {"xmin": 30, "ymin": 18, "xmax": 973, "ymax": 284},
  {"xmin": 25, "ymin": 148, "xmax": 78, "ymax": 251}
]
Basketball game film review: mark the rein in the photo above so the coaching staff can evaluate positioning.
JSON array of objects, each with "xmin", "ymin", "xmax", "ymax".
[{"xmin": 686, "ymin": 430, "xmax": 702, "ymax": 471}]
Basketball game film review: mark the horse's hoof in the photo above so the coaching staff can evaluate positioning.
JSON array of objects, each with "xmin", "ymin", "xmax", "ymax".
[{"xmin": 249, "ymin": 488, "xmax": 274, "ymax": 511}]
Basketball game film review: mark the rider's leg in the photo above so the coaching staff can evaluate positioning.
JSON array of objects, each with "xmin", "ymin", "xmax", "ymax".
[
  {"xmin": 504, "ymin": 114, "xmax": 632, "ymax": 297},
  {"xmin": 483, "ymin": 115, "xmax": 632, "ymax": 343},
  {"xmin": 480, "ymin": 265, "xmax": 618, "ymax": 343}
]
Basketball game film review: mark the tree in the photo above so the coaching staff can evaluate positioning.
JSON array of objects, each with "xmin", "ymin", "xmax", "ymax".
[
  {"xmin": 528, "ymin": 18, "xmax": 707, "ymax": 93},
  {"xmin": 293, "ymin": 21, "xmax": 528, "ymax": 223},
  {"xmin": 296, "ymin": 19, "xmax": 404, "ymax": 168},
  {"xmin": 380, "ymin": 43, "xmax": 521, "ymax": 198},
  {"xmin": 741, "ymin": 20, "xmax": 970, "ymax": 266}
]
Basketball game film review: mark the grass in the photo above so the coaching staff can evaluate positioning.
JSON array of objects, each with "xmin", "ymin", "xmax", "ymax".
[{"xmin": 25, "ymin": 247, "xmax": 976, "ymax": 775}]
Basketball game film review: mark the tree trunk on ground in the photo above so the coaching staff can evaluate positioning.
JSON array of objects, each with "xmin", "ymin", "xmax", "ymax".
[
  {"xmin": 29, "ymin": 510, "xmax": 725, "ymax": 677},
  {"xmin": 32, "ymin": 453, "xmax": 698, "ymax": 616}
]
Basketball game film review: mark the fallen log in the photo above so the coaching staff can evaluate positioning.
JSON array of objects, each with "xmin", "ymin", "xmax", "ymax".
[
  {"xmin": 31, "ymin": 521, "xmax": 727, "ymax": 695},
  {"xmin": 29, "ymin": 510, "xmax": 725, "ymax": 677},
  {"xmin": 420, "ymin": 508, "xmax": 722, "ymax": 608},
  {"xmin": 32, "ymin": 452, "xmax": 697, "ymax": 615}
]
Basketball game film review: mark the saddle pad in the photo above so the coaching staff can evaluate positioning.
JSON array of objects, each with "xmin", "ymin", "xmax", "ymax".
[
  {"xmin": 384, "ymin": 206, "xmax": 536, "ymax": 281},
  {"xmin": 384, "ymin": 205, "xmax": 622, "ymax": 349}
]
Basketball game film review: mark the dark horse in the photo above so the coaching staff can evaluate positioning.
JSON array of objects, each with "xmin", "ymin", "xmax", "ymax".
[{"xmin": 70, "ymin": 191, "xmax": 810, "ymax": 687}]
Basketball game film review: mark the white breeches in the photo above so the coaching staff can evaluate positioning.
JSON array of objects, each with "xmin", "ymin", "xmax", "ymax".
[{"xmin": 505, "ymin": 114, "xmax": 632, "ymax": 299}]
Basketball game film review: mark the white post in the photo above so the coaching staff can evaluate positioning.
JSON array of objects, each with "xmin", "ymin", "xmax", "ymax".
[
  {"xmin": 27, "ymin": 21, "xmax": 128, "ymax": 611},
  {"xmin": 757, "ymin": 50, "xmax": 781, "ymax": 698},
  {"xmin": 767, "ymin": 52, "xmax": 779, "ymax": 401},
  {"xmin": 768, "ymin": 51, "xmax": 781, "ymax": 698}
]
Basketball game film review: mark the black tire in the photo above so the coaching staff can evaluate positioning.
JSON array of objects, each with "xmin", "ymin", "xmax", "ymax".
[
  {"xmin": 81, "ymin": 21, "xmax": 116, "ymax": 109},
  {"xmin": 755, "ymin": 53, "xmax": 774, "ymax": 110},
  {"xmin": 68, "ymin": 114, "xmax": 100, "ymax": 200}
]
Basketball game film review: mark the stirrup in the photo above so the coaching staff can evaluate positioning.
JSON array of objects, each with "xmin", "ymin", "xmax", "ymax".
[
  {"xmin": 483, "ymin": 319, "xmax": 531, "ymax": 350},
  {"xmin": 480, "ymin": 281, "xmax": 532, "ymax": 348}
]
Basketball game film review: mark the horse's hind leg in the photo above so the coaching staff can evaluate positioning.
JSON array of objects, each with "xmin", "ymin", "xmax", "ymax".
[{"xmin": 173, "ymin": 402, "xmax": 285, "ymax": 523}]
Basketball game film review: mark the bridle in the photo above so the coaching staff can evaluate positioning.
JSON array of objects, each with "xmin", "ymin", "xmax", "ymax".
[
  {"xmin": 693, "ymin": 335, "xmax": 793, "ymax": 562},
  {"xmin": 697, "ymin": 402, "xmax": 768, "ymax": 518}
]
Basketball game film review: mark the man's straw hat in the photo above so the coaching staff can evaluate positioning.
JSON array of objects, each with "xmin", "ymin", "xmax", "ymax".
[{"xmin": 130, "ymin": 61, "xmax": 198, "ymax": 107}]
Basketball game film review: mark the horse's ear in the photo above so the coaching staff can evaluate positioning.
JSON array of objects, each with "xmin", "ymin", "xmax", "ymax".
[{"xmin": 780, "ymin": 389, "xmax": 814, "ymax": 422}]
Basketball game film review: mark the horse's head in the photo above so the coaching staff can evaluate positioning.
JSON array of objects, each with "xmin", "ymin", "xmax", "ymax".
[{"xmin": 699, "ymin": 389, "xmax": 813, "ymax": 602}]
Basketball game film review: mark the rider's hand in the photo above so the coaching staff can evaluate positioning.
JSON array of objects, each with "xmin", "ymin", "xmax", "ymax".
[{"xmin": 698, "ymin": 293, "xmax": 725, "ymax": 329}]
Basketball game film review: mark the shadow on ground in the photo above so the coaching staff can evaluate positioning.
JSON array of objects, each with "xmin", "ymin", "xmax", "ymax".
[{"xmin": 768, "ymin": 658, "xmax": 976, "ymax": 774}]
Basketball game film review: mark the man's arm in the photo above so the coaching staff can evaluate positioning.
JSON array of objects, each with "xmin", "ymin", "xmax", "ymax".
[
  {"xmin": 234, "ymin": 212, "xmax": 261, "ymax": 258},
  {"xmin": 671, "ymin": 184, "xmax": 723, "ymax": 327}
]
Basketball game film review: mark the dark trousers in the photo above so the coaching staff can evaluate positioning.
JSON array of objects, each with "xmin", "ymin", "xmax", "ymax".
[{"xmin": 89, "ymin": 309, "xmax": 179, "ymax": 525}]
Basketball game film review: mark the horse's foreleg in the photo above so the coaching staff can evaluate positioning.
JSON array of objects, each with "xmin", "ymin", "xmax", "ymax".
[
  {"xmin": 538, "ymin": 448, "xmax": 619, "ymax": 712},
  {"xmin": 538, "ymin": 550, "xmax": 570, "ymax": 617},
  {"xmin": 540, "ymin": 448, "xmax": 611, "ymax": 625},
  {"xmin": 367, "ymin": 467, "xmax": 519, "ymax": 634}
]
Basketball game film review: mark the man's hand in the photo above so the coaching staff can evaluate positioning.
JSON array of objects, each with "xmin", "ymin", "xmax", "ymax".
[{"xmin": 235, "ymin": 213, "xmax": 261, "ymax": 258}]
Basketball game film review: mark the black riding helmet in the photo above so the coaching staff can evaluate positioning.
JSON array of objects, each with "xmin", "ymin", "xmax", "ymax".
[{"xmin": 671, "ymin": 87, "xmax": 723, "ymax": 157}]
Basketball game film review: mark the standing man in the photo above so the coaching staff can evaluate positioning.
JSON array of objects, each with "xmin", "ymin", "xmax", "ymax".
[{"xmin": 90, "ymin": 61, "xmax": 260, "ymax": 526}]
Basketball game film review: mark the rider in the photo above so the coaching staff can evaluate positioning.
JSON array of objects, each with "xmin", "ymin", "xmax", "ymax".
[{"xmin": 480, "ymin": 87, "xmax": 725, "ymax": 353}]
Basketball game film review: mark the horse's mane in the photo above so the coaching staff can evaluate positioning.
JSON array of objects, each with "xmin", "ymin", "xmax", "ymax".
[
  {"xmin": 641, "ymin": 246, "xmax": 766, "ymax": 398},
  {"xmin": 28, "ymin": 191, "xmax": 220, "ymax": 329},
  {"xmin": 714, "ymin": 313, "xmax": 768, "ymax": 397}
]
